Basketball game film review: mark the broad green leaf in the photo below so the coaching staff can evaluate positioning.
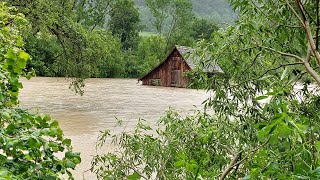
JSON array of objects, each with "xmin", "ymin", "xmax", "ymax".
[
  {"xmin": 28, "ymin": 138, "xmax": 38, "ymax": 147},
  {"xmin": 174, "ymin": 160, "xmax": 185, "ymax": 168},
  {"xmin": 1, "ymin": 112, "xmax": 10, "ymax": 119},
  {"xmin": 65, "ymin": 151, "xmax": 81, "ymax": 163},
  {"xmin": 277, "ymin": 124, "xmax": 291, "ymax": 138},
  {"xmin": 65, "ymin": 160, "xmax": 76, "ymax": 169},
  {"xmin": 50, "ymin": 120, "xmax": 59, "ymax": 128},
  {"xmin": 62, "ymin": 139, "xmax": 72, "ymax": 146},
  {"xmin": 257, "ymin": 124, "xmax": 276, "ymax": 142},
  {"xmin": 18, "ymin": 51, "xmax": 29, "ymax": 61},
  {"xmin": 43, "ymin": 115, "xmax": 51, "ymax": 122},
  {"xmin": 5, "ymin": 49, "xmax": 15, "ymax": 60},
  {"xmin": 6, "ymin": 124, "xmax": 16, "ymax": 134},
  {"xmin": 127, "ymin": 172, "xmax": 141, "ymax": 180},
  {"xmin": 178, "ymin": 151, "xmax": 187, "ymax": 160},
  {"xmin": 41, "ymin": 128, "xmax": 50, "ymax": 135}
]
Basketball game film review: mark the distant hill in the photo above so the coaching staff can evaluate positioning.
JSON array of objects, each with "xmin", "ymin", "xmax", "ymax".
[{"xmin": 134, "ymin": 0, "xmax": 236, "ymax": 32}]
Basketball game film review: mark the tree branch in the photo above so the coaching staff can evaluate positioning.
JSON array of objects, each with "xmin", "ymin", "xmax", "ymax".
[
  {"xmin": 306, "ymin": 44, "xmax": 312, "ymax": 63},
  {"xmin": 295, "ymin": 0, "xmax": 320, "ymax": 67},
  {"xmin": 259, "ymin": 46, "xmax": 305, "ymax": 62},
  {"xmin": 285, "ymin": 0, "xmax": 304, "ymax": 25},
  {"xmin": 303, "ymin": 60, "xmax": 320, "ymax": 85},
  {"xmin": 316, "ymin": 0, "xmax": 319, "ymax": 50},
  {"xmin": 230, "ymin": 62, "xmax": 304, "ymax": 89},
  {"xmin": 219, "ymin": 152, "xmax": 241, "ymax": 180},
  {"xmin": 257, "ymin": 62, "xmax": 304, "ymax": 80}
]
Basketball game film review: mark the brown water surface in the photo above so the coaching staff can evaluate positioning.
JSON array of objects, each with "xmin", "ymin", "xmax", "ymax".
[{"xmin": 19, "ymin": 77, "xmax": 210, "ymax": 179}]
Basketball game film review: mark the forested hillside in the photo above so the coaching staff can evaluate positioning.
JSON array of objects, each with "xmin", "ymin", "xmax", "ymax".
[{"xmin": 135, "ymin": 0, "xmax": 236, "ymax": 32}]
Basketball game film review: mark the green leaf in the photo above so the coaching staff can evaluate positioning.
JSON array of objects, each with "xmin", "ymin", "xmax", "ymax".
[
  {"xmin": 16, "ymin": 58, "xmax": 27, "ymax": 68},
  {"xmin": 296, "ymin": 123, "xmax": 308, "ymax": 133},
  {"xmin": 6, "ymin": 124, "xmax": 16, "ymax": 134},
  {"xmin": 315, "ymin": 142, "xmax": 320, "ymax": 152},
  {"xmin": 255, "ymin": 95, "xmax": 268, "ymax": 101},
  {"xmin": 257, "ymin": 123, "xmax": 276, "ymax": 142},
  {"xmin": 127, "ymin": 172, "xmax": 141, "ymax": 180},
  {"xmin": 0, "ymin": 154, "xmax": 7, "ymax": 163},
  {"xmin": 65, "ymin": 160, "xmax": 76, "ymax": 169},
  {"xmin": 18, "ymin": 51, "xmax": 29, "ymax": 61},
  {"xmin": 65, "ymin": 151, "xmax": 81, "ymax": 164},
  {"xmin": 310, "ymin": 167, "xmax": 320, "ymax": 178},
  {"xmin": 281, "ymin": 67, "xmax": 288, "ymax": 80},
  {"xmin": 185, "ymin": 163, "xmax": 199, "ymax": 172},
  {"xmin": 178, "ymin": 151, "xmax": 187, "ymax": 160},
  {"xmin": 28, "ymin": 138, "xmax": 38, "ymax": 147},
  {"xmin": 43, "ymin": 115, "xmax": 51, "ymax": 122},
  {"xmin": 6, "ymin": 49, "xmax": 15, "ymax": 60},
  {"xmin": 1, "ymin": 112, "xmax": 10, "ymax": 119},
  {"xmin": 277, "ymin": 123, "xmax": 291, "ymax": 138},
  {"xmin": 40, "ymin": 128, "xmax": 50, "ymax": 135},
  {"xmin": 50, "ymin": 120, "xmax": 59, "ymax": 128},
  {"xmin": 174, "ymin": 160, "xmax": 185, "ymax": 168},
  {"xmin": 62, "ymin": 139, "xmax": 72, "ymax": 146}
]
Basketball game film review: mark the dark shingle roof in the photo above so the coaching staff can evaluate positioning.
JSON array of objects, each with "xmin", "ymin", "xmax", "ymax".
[{"xmin": 175, "ymin": 45, "xmax": 223, "ymax": 73}]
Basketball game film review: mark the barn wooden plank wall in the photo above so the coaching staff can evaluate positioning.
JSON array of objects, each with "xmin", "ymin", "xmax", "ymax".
[{"xmin": 140, "ymin": 47, "xmax": 191, "ymax": 88}]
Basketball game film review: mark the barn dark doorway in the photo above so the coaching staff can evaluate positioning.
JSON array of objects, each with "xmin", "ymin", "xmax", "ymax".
[{"xmin": 171, "ymin": 70, "xmax": 181, "ymax": 87}]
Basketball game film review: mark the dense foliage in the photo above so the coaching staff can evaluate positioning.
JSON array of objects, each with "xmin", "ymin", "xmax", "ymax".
[
  {"xmin": 91, "ymin": 0, "xmax": 320, "ymax": 179},
  {"xmin": 4, "ymin": 0, "xmax": 221, "ymax": 80},
  {"xmin": 0, "ymin": 3, "xmax": 80, "ymax": 179}
]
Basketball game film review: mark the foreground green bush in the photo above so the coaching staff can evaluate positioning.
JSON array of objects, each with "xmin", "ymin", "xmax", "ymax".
[
  {"xmin": 91, "ymin": 0, "xmax": 320, "ymax": 179},
  {"xmin": 0, "ymin": 3, "xmax": 80, "ymax": 179}
]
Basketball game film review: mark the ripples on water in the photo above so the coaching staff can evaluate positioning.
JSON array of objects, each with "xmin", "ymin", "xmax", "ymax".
[{"xmin": 19, "ymin": 77, "xmax": 210, "ymax": 179}]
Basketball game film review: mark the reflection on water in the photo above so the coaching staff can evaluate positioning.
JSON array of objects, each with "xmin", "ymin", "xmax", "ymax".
[{"xmin": 19, "ymin": 77, "xmax": 209, "ymax": 179}]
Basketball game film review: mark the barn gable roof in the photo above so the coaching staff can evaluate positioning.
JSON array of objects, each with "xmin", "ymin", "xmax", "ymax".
[
  {"xmin": 175, "ymin": 45, "xmax": 223, "ymax": 73},
  {"xmin": 139, "ymin": 45, "xmax": 223, "ymax": 80}
]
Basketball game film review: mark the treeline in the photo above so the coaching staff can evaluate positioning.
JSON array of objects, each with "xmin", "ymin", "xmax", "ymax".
[
  {"xmin": 136, "ymin": 0, "xmax": 236, "ymax": 32},
  {"xmin": 5, "ymin": 0, "xmax": 230, "ymax": 79}
]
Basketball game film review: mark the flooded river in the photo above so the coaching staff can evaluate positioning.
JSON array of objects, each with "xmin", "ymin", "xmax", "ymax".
[{"xmin": 19, "ymin": 77, "xmax": 210, "ymax": 179}]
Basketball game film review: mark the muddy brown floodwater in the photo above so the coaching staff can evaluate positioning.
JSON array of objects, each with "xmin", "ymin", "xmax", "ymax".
[{"xmin": 19, "ymin": 77, "xmax": 210, "ymax": 180}]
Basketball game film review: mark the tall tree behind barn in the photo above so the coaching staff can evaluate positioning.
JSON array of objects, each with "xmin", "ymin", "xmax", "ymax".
[{"xmin": 139, "ymin": 45, "xmax": 223, "ymax": 87}]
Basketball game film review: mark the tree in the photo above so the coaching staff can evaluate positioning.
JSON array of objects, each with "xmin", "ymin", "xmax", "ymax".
[
  {"xmin": 5, "ymin": 0, "xmax": 90, "ymax": 80},
  {"xmin": 108, "ymin": 0, "xmax": 141, "ymax": 50},
  {"xmin": 85, "ymin": 30, "xmax": 125, "ymax": 78},
  {"xmin": 145, "ymin": 0, "xmax": 171, "ymax": 34},
  {"xmin": 74, "ymin": 0, "xmax": 115, "ymax": 30},
  {"xmin": 125, "ymin": 35, "xmax": 167, "ymax": 77},
  {"xmin": 191, "ymin": 18, "xmax": 218, "ymax": 40},
  {"xmin": 91, "ymin": 0, "xmax": 320, "ymax": 179},
  {"xmin": 146, "ymin": 0, "xmax": 195, "ymax": 49},
  {"xmin": 0, "ymin": 3, "xmax": 80, "ymax": 179}
]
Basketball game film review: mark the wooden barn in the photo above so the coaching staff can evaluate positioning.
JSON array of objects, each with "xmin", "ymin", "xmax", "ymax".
[{"xmin": 139, "ymin": 45, "xmax": 222, "ymax": 88}]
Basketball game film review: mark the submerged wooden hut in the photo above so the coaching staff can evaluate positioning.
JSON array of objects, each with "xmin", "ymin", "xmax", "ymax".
[{"xmin": 139, "ymin": 45, "xmax": 222, "ymax": 88}]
